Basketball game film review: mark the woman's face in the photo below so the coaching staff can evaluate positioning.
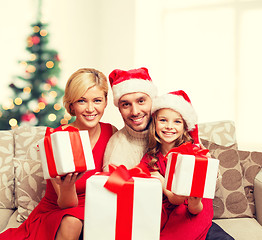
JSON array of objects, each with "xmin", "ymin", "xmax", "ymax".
[{"xmin": 70, "ymin": 86, "xmax": 107, "ymax": 130}]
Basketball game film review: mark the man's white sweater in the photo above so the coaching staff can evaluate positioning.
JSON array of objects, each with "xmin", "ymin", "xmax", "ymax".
[{"xmin": 103, "ymin": 124, "xmax": 148, "ymax": 171}]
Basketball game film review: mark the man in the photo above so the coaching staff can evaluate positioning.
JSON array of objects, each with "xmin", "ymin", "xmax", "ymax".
[
  {"xmin": 103, "ymin": 67, "xmax": 157, "ymax": 171},
  {"xmin": 103, "ymin": 67, "xmax": 234, "ymax": 240}
]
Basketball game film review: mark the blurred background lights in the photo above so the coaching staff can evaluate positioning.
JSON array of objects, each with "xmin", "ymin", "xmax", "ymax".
[
  {"xmin": 30, "ymin": 54, "xmax": 37, "ymax": 61},
  {"xmin": 46, "ymin": 60, "xmax": 54, "ymax": 68},
  {"xmin": 64, "ymin": 112, "xmax": 72, "ymax": 120},
  {"xmin": 14, "ymin": 97, "xmax": 23, "ymax": 105},
  {"xmin": 2, "ymin": 98, "xmax": 14, "ymax": 110},
  {"xmin": 40, "ymin": 29, "xmax": 48, "ymax": 36},
  {"xmin": 38, "ymin": 102, "xmax": 46, "ymax": 110},
  {"xmin": 33, "ymin": 26, "xmax": 40, "ymax": 33},
  {"xmin": 26, "ymin": 65, "xmax": 36, "ymax": 73},
  {"xmin": 9, "ymin": 118, "xmax": 17, "ymax": 127},
  {"xmin": 60, "ymin": 119, "xmax": 68, "ymax": 125},
  {"xmin": 54, "ymin": 103, "xmax": 61, "ymax": 111},
  {"xmin": 48, "ymin": 113, "xmax": 56, "ymax": 121},
  {"xmin": 49, "ymin": 91, "xmax": 57, "ymax": 98},
  {"xmin": 23, "ymin": 87, "xmax": 31, "ymax": 93},
  {"xmin": 20, "ymin": 61, "xmax": 27, "ymax": 67},
  {"xmin": 33, "ymin": 108, "xmax": 40, "ymax": 113},
  {"xmin": 43, "ymin": 83, "xmax": 51, "ymax": 91}
]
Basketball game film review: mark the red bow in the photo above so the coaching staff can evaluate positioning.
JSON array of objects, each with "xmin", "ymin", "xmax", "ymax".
[
  {"xmin": 102, "ymin": 163, "xmax": 151, "ymax": 240},
  {"xmin": 165, "ymin": 141, "xmax": 209, "ymax": 158}
]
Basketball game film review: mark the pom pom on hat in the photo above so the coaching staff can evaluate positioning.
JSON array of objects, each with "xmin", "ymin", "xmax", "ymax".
[
  {"xmin": 109, "ymin": 67, "xmax": 157, "ymax": 106},
  {"xmin": 152, "ymin": 90, "xmax": 200, "ymax": 144}
]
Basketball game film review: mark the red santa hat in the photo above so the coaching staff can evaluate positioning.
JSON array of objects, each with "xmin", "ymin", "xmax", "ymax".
[
  {"xmin": 152, "ymin": 90, "xmax": 200, "ymax": 144},
  {"xmin": 109, "ymin": 67, "xmax": 157, "ymax": 106}
]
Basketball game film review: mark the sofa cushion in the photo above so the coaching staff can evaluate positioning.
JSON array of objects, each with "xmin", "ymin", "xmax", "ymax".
[
  {"xmin": 238, "ymin": 150, "xmax": 262, "ymax": 217},
  {"xmin": 214, "ymin": 218, "xmax": 262, "ymax": 240},
  {"xmin": 13, "ymin": 125, "xmax": 47, "ymax": 222},
  {"xmin": 201, "ymin": 139, "xmax": 253, "ymax": 219},
  {"xmin": 0, "ymin": 210, "xmax": 22, "ymax": 233},
  {"xmin": 14, "ymin": 157, "xmax": 46, "ymax": 222},
  {"xmin": 0, "ymin": 130, "xmax": 15, "ymax": 210},
  {"xmin": 198, "ymin": 120, "xmax": 236, "ymax": 147},
  {"xmin": 14, "ymin": 125, "xmax": 47, "ymax": 159},
  {"xmin": 0, "ymin": 209, "xmax": 15, "ymax": 232}
]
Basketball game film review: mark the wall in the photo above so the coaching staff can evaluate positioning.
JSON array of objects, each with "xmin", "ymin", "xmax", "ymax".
[{"xmin": 1, "ymin": 0, "xmax": 262, "ymax": 151}]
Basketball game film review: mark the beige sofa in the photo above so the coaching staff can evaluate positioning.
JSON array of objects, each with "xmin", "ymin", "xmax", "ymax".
[{"xmin": 0, "ymin": 121, "xmax": 262, "ymax": 239}]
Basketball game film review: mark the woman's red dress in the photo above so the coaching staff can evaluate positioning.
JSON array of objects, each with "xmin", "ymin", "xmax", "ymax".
[
  {"xmin": 141, "ymin": 147, "xmax": 213, "ymax": 240},
  {"xmin": 0, "ymin": 122, "xmax": 113, "ymax": 240}
]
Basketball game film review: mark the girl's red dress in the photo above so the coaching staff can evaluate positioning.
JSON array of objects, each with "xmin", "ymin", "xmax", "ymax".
[
  {"xmin": 0, "ymin": 122, "xmax": 113, "ymax": 240},
  {"xmin": 141, "ymin": 146, "xmax": 213, "ymax": 240}
]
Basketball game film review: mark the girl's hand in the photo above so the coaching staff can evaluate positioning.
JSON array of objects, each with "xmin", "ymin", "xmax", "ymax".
[
  {"xmin": 151, "ymin": 171, "xmax": 186, "ymax": 205},
  {"xmin": 187, "ymin": 197, "xmax": 203, "ymax": 214},
  {"xmin": 199, "ymin": 143, "xmax": 211, "ymax": 157},
  {"xmin": 165, "ymin": 190, "xmax": 187, "ymax": 205}
]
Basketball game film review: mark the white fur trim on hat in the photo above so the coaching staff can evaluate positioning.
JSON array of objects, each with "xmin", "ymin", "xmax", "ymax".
[
  {"xmin": 112, "ymin": 78, "xmax": 158, "ymax": 106},
  {"xmin": 151, "ymin": 94, "xmax": 197, "ymax": 131}
]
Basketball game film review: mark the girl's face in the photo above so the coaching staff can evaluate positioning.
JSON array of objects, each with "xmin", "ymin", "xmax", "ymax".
[
  {"xmin": 70, "ymin": 86, "xmax": 107, "ymax": 130},
  {"xmin": 155, "ymin": 108, "xmax": 185, "ymax": 146}
]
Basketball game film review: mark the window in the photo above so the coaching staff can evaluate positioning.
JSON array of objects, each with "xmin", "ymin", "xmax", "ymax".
[{"xmin": 135, "ymin": 0, "xmax": 262, "ymax": 150}]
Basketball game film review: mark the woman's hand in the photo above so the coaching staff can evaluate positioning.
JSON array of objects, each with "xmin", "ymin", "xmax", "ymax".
[
  {"xmin": 54, "ymin": 172, "xmax": 84, "ymax": 186},
  {"xmin": 187, "ymin": 196, "xmax": 203, "ymax": 214},
  {"xmin": 51, "ymin": 172, "xmax": 85, "ymax": 209}
]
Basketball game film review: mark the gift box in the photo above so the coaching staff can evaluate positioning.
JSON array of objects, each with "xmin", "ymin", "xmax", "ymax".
[
  {"xmin": 38, "ymin": 127, "xmax": 95, "ymax": 179},
  {"xmin": 84, "ymin": 164, "xmax": 162, "ymax": 240},
  {"xmin": 164, "ymin": 144, "xmax": 219, "ymax": 199}
]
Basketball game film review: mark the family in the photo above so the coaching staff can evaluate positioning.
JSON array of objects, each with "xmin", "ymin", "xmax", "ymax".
[{"xmin": 0, "ymin": 67, "xmax": 234, "ymax": 239}]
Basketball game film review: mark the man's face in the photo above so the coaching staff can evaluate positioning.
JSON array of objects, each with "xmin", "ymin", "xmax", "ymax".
[{"xmin": 118, "ymin": 92, "xmax": 152, "ymax": 132}]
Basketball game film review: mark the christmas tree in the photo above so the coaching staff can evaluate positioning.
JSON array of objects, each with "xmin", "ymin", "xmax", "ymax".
[{"xmin": 0, "ymin": 8, "xmax": 72, "ymax": 130}]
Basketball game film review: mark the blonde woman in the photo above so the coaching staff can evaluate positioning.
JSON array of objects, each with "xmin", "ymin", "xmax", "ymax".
[{"xmin": 0, "ymin": 68, "xmax": 117, "ymax": 240}]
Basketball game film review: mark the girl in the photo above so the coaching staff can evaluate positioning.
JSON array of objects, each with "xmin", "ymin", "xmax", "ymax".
[
  {"xmin": 0, "ymin": 68, "xmax": 117, "ymax": 240},
  {"xmin": 141, "ymin": 90, "xmax": 213, "ymax": 240}
]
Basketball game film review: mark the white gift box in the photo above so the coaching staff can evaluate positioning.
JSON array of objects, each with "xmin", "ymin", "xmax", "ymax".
[
  {"xmin": 165, "ymin": 153, "xmax": 219, "ymax": 199},
  {"xmin": 84, "ymin": 174, "xmax": 162, "ymax": 240},
  {"xmin": 38, "ymin": 130, "xmax": 95, "ymax": 179}
]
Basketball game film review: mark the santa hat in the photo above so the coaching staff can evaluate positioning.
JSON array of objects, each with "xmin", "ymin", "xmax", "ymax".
[
  {"xmin": 109, "ymin": 67, "xmax": 157, "ymax": 106},
  {"xmin": 152, "ymin": 90, "xmax": 200, "ymax": 144}
]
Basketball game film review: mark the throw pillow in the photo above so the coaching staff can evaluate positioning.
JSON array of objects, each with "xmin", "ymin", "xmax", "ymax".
[
  {"xmin": 198, "ymin": 120, "xmax": 236, "ymax": 147},
  {"xmin": 14, "ymin": 157, "xmax": 46, "ymax": 222},
  {"xmin": 14, "ymin": 125, "xmax": 46, "ymax": 159},
  {"xmin": 238, "ymin": 150, "xmax": 262, "ymax": 217},
  {"xmin": 201, "ymin": 139, "xmax": 253, "ymax": 219},
  {"xmin": 0, "ymin": 130, "xmax": 15, "ymax": 209}
]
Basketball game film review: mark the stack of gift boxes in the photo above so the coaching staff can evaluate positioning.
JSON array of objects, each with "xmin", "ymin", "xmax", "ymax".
[{"xmin": 38, "ymin": 128, "xmax": 219, "ymax": 240}]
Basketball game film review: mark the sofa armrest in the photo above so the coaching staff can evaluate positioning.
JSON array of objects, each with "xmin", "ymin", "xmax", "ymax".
[{"xmin": 254, "ymin": 168, "xmax": 262, "ymax": 226}]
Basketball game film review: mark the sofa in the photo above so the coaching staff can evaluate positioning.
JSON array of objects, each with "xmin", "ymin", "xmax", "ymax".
[{"xmin": 0, "ymin": 120, "xmax": 262, "ymax": 239}]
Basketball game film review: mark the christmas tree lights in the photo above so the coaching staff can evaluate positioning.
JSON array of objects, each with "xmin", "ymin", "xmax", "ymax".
[{"xmin": 0, "ymin": 12, "xmax": 73, "ymax": 129}]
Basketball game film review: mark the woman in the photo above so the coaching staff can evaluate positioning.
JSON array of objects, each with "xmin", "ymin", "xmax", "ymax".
[{"xmin": 0, "ymin": 68, "xmax": 117, "ymax": 240}]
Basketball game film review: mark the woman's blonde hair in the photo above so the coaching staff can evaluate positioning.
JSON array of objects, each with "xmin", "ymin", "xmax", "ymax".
[
  {"xmin": 63, "ymin": 68, "xmax": 108, "ymax": 116},
  {"xmin": 147, "ymin": 110, "xmax": 193, "ymax": 169}
]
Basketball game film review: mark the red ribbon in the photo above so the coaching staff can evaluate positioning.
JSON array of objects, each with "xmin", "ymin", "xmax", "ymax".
[
  {"xmin": 44, "ymin": 126, "xmax": 87, "ymax": 178},
  {"xmin": 165, "ymin": 142, "xmax": 209, "ymax": 198},
  {"xmin": 103, "ymin": 163, "xmax": 151, "ymax": 240}
]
